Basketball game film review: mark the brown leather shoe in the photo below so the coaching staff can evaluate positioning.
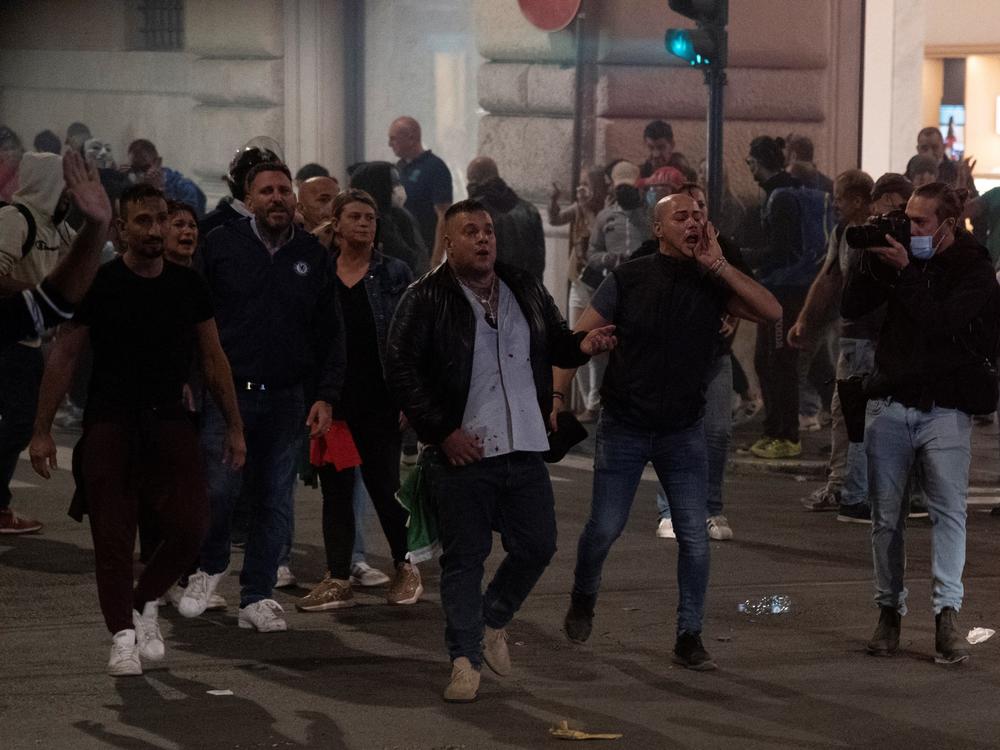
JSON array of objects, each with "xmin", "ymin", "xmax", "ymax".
[{"xmin": 443, "ymin": 657, "xmax": 480, "ymax": 703}]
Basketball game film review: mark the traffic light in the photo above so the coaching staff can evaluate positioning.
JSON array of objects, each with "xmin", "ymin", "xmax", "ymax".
[
  {"xmin": 668, "ymin": 0, "xmax": 727, "ymax": 25},
  {"xmin": 665, "ymin": 28, "xmax": 719, "ymax": 67},
  {"xmin": 665, "ymin": 0, "xmax": 727, "ymax": 68}
]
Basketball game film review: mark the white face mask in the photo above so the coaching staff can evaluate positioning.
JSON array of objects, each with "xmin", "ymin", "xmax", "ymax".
[{"xmin": 391, "ymin": 183, "xmax": 407, "ymax": 208}]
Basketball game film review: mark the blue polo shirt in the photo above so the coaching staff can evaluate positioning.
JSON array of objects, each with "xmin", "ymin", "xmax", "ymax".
[{"xmin": 398, "ymin": 150, "xmax": 452, "ymax": 249}]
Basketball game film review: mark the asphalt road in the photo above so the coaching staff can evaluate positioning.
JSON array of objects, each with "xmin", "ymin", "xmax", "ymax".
[{"xmin": 2, "ymin": 422, "xmax": 1000, "ymax": 749}]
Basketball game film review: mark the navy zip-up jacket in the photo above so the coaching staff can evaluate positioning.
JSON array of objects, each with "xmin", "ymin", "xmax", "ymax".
[{"xmin": 201, "ymin": 217, "xmax": 345, "ymax": 404}]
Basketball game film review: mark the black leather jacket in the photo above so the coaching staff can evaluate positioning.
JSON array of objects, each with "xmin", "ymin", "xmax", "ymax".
[{"xmin": 385, "ymin": 261, "xmax": 589, "ymax": 445}]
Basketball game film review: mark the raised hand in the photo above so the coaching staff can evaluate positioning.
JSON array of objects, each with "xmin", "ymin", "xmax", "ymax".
[
  {"xmin": 694, "ymin": 221, "xmax": 724, "ymax": 270},
  {"xmin": 63, "ymin": 151, "xmax": 112, "ymax": 227}
]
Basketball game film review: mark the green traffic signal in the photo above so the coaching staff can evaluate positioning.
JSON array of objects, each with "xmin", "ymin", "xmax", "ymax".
[{"xmin": 665, "ymin": 28, "xmax": 714, "ymax": 66}]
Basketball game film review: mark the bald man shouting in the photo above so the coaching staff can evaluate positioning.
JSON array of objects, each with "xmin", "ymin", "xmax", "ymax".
[
  {"xmin": 554, "ymin": 193, "xmax": 780, "ymax": 670},
  {"xmin": 389, "ymin": 116, "xmax": 452, "ymax": 265}
]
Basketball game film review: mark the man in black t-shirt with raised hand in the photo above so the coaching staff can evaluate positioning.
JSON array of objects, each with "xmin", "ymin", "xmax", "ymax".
[
  {"xmin": 29, "ymin": 184, "xmax": 246, "ymax": 677},
  {"xmin": 555, "ymin": 193, "xmax": 780, "ymax": 670}
]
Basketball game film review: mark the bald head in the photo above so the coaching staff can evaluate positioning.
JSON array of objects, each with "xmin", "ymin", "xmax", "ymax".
[
  {"xmin": 654, "ymin": 193, "xmax": 704, "ymax": 258},
  {"xmin": 467, "ymin": 156, "xmax": 499, "ymax": 187},
  {"xmin": 389, "ymin": 116, "xmax": 423, "ymax": 160},
  {"xmin": 297, "ymin": 175, "xmax": 340, "ymax": 230}
]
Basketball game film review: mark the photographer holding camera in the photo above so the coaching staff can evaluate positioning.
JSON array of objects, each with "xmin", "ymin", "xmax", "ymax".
[{"xmin": 842, "ymin": 181, "xmax": 1000, "ymax": 665}]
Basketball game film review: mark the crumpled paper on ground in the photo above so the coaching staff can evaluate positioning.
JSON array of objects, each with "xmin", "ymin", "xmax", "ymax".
[
  {"xmin": 550, "ymin": 720, "xmax": 623, "ymax": 741},
  {"xmin": 967, "ymin": 627, "xmax": 995, "ymax": 645}
]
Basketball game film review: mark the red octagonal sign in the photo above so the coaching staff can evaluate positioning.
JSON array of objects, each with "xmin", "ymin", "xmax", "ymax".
[{"xmin": 518, "ymin": 0, "xmax": 582, "ymax": 32}]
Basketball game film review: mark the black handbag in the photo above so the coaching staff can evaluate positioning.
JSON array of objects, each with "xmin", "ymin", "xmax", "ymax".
[{"xmin": 836, "ymin": 375, "xmax": 869, "ymax": 443}]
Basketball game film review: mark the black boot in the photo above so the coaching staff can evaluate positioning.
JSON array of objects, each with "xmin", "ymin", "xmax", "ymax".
[
  {"xmin": 935, "ymin": 607, "xmax": 970, "ymax": 665},
  {"xmin": 673, "ymin": 631, "xmax": 717, "ymax": 671},
  {"xmin": 564, "ymin": 593, "xmax": 596, "ymax": 643},
  {"xmin": 866, "ymin": 606, "xmax": 901, "ymax": 656}
]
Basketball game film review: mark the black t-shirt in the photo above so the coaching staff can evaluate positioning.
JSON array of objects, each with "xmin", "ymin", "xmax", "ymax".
[
  {"xmin": 398, "ymin": 150, "xmax": 452, "ymax": 250},
  {"xmin": 74, "ymin": 258, "xmax": 213, "ymax": 409},
  {"xmin": 337, "ymin": 278, "xmax": 393, "ymax": 426}
]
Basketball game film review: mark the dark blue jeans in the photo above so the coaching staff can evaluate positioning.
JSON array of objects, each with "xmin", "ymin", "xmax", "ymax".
[
  {"xmin": 426, "ymin": 450, "xmax": 557, "ymax": 667},
  {"xmin": 0, "ymin": 344, "xmax": 43, "ymax": 510},
  {"xmin": 198, "ymin": 385, "xmax": 305, "ymax": 607},
  {"xmin": 574, "ymin": 410, "xmax": 710, "ymax": 634}
]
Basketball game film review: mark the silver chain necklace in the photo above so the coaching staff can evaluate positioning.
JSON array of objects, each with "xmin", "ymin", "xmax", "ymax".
[{"xmin": 460, "ymin": 274, "xmax": 499, "ymax": 327}]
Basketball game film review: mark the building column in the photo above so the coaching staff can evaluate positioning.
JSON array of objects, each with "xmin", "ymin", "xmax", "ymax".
[{"xmin": 861, "ymin": 0, "xmax": 926, "ymax": 177}]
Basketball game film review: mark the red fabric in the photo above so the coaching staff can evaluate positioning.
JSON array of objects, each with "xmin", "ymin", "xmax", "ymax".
[{"xmin": 309, "ymin": 420, "xmax": 362, "ymax": 470}]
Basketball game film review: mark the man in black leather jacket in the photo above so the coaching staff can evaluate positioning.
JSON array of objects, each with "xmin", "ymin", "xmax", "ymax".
[
  {"xmin": 467, "ymin": 156, "xmax": 546, "ymax": 283},
  {"xmin": 385, "ymin": 198, "xmax": 616, "ymax": 703},
  {"xmin": 842, "ymin": 181, "xmax": 1000, "ymax": 666}
]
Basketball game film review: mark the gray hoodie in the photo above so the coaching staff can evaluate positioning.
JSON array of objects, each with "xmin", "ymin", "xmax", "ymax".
[
  {"xmin": 0, "ymin": 152, "xmax": 74, "ymax": 285},
  {"xmin": 585, "ymin": 202, "xmax": 652, "ymax": 281}
]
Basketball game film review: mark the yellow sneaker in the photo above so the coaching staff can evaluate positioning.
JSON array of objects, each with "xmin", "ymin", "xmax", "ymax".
[{"xmin": 752, "ymin": 439, "xmax": 802, "ymax": 459}]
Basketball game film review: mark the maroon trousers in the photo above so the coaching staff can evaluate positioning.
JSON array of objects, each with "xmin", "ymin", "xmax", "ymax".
[{"xmin": 81, "ymin": 407, "xmax": 208, "ymax": 634}]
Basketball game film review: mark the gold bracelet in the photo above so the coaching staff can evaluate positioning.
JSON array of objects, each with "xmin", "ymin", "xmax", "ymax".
[{"xmin": 711, "ymin": 257, "xmax": 728, "ymax": 276}]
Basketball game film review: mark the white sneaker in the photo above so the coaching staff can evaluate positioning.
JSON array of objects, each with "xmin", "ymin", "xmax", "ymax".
[
  {"xmin": 164, "ymin": 582, "xmax": 228, "ymax": 611},
  {"xmin": 238, "ymin": 599, "xmax": 288, "ymax": 632},
  {"xmin": 132, "ymin": 601, "xmax": 165, "ymax": 661},
  {"xmin": 707, "ymin": 514, "xmax": 734, "ymax": 541},
  {"xmin": 656, "ymin": 518, "xmax": 676, "ymax": 539},
  {"xmin": 108, "ymin": 629, "xmax": 142, "ymax": 676},
  {"xmin": 275, "ymin": 565, "xmax": 297, "ymax": 589},
  {"xmin": 350, "ymin": 561, "xmax": 391, "ymax": 587},
  {"xmin": 178, "ymin": 569, "xmax": 226, "ymax": 618}
]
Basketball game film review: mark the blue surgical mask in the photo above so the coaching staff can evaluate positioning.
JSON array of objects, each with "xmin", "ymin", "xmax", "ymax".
[
  {"xmin": 910, "ymin": 220, "xmax": 951, "ymax": 261},
  {"xmin": 910, "ymin": 234, "xmax": 934, "ymax": 260}
]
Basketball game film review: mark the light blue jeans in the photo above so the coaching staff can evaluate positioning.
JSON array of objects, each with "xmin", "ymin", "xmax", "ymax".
[
  {"xmin": 657, "ymin": 354, "xmax": 731, "ymax": 520},
  {"xmin": 351, "ymin": 467, "xmax": 371, "ymax": 565},
  {"xmin": 865, "ymin": 398, "xmax": 971, "ymax": 615}
]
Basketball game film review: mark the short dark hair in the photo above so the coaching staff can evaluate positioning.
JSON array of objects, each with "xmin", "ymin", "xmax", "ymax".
[
  {"xmin": 643, "ymin": 120, "xmax": 674, "ymax": 142},
  {"xmin": 119, "ymin": 184, "xmax": 166, "ymax": 220},
  {"xmin": 912, "ymin": 182, "xmax": 967, "ymax": 223},
  {"xmin": 0, "ymin": 125, "xmax": 23, "ymax": 153},
  {"xmin": 33, "ymin": 130, "xmax": 61, "ymax": 154},
  {"xmin": 295, "ymin": 162, "xmax": 330, "ymax": 182},
  {"xmin": 444, "ymin": 198, "xmax": 489, "ymax": 224},
  {"xmin": 167, "ymin": 200, "xmax": 198, "ymax": 223},
  {"xmin": 917, "ymin": 126, "xmax": 943, "ymax": 142},
  {"xmin": 127, "ymin": 138, "xmax": 158, "ymax": 158},
  {"xmin": 872, "ymin": 172, "xmax": 913, "ymax": 202},
  {"xmin": 834, "ymin": 169, "xmax": 874, "ymax": 203},
  {"xmin": 749, "ymin": 136, "xmax": 786, "ymax": 172},
  {"xmin": 244, "ymin": 162, "xmax": 293, "ymax": 193},
  {"xmin": 331, "ymin": 189, "xmax": 378, "ymax": 220},
  {"xmin": 66, "ymin": 122, "xmax": 91, "ymax": 140},
  {"xmin": 905, "ymin": 154, "xmax": 938, "ymax": 181},
  {"xmin": 785, "ymin": 133, "xmax": 814, "ymax": 162}
]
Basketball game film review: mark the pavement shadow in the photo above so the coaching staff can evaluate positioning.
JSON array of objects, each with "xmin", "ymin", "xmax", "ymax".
[
  {"xmin": 72, "ymin": 670, "xmax": 346, "ymax": 749},
  {"xmin": 0, "ymin": 533, "xmax": 94, "ymax": 575},
  {"xmin": 161, "ymin": 604, "xmax": 675, "ymax": 747}
]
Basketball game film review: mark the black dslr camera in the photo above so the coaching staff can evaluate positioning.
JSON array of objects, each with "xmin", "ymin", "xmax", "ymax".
[{"xmin": 845, "ymin": 210, "xmax": 910, "ymax": 250}]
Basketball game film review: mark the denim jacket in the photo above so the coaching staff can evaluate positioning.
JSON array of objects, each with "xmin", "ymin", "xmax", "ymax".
[{"xmin": 335, "ymin": 249, "xmax": 413, "ymax": 367}]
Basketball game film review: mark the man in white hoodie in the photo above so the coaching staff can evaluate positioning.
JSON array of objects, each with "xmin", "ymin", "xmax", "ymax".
[{"xmin": 0, "ymin": 152, "xmax": 75, "ymax": 534}]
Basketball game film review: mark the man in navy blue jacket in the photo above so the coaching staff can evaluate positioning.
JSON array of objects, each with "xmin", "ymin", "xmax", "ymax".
[{"xmin": 179, "ymin": 162, "xmax": 345, "ymax": 632}]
